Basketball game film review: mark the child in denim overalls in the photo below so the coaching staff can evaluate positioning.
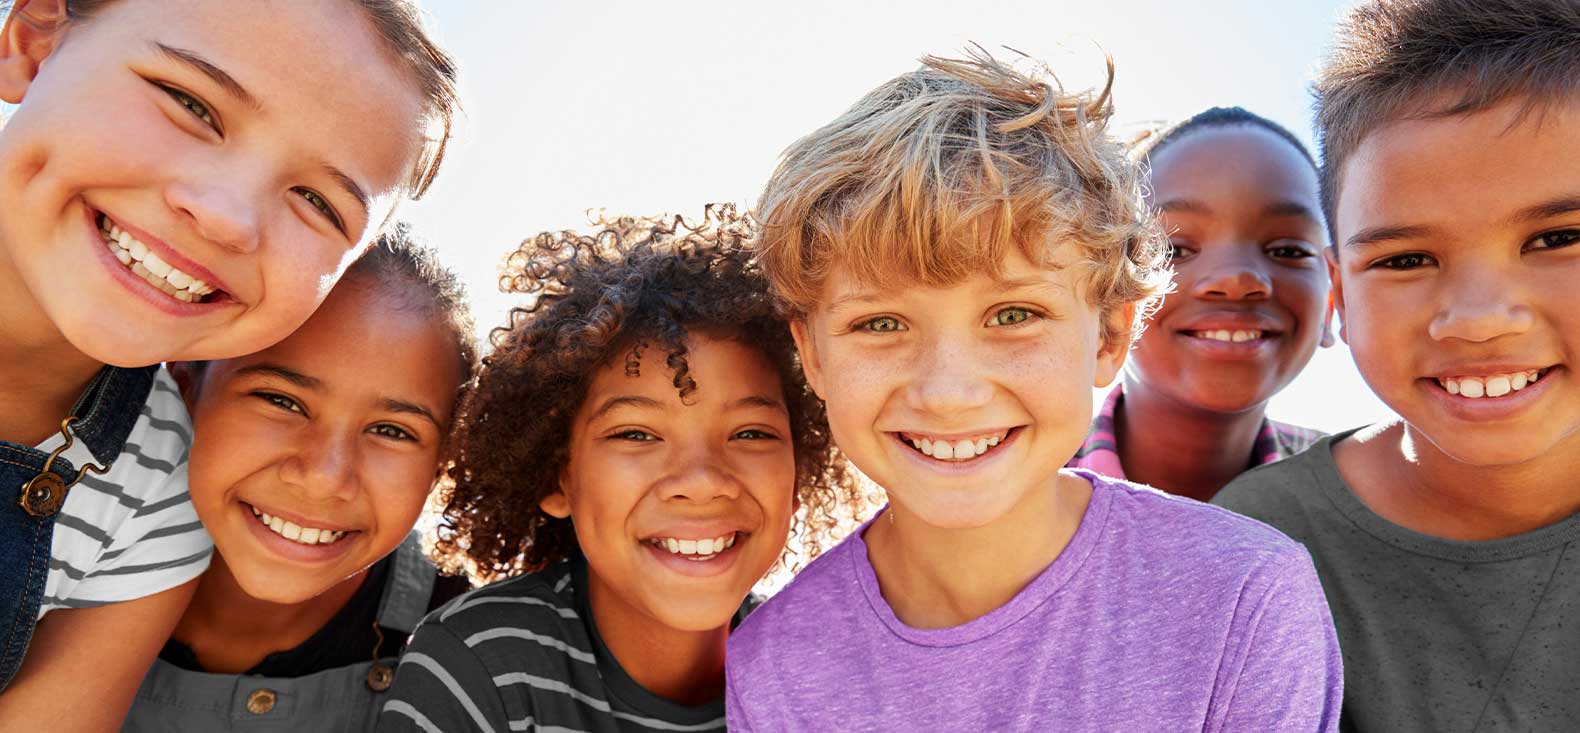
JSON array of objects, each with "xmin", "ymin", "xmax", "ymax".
[
  {"xmin": 0, "ymin": 0, "xmax": 458, "ymax": 726},
  {"xmin": 125, "ymin": 227, "xmax": 475, "ymax": 731}
]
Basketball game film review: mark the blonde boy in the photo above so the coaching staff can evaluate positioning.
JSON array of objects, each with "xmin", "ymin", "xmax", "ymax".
[{"xmin": 726, "ymin": 49, "xmax": 1342, "ymax": 730}]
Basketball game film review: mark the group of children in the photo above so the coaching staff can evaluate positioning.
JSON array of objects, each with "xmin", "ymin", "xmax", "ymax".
[{"xmin": 0, "ymin": 0, "xmax": 1574, "ymax": 730}]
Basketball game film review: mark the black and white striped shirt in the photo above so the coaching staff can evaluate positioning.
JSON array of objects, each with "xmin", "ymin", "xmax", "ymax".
[
  {"xmin": 38, "ymin": 367, "xmax": 211, "ymax": 616},
  {"xmin": 380, "ymin": 555, "xmax": 729, "ymax": 733}
]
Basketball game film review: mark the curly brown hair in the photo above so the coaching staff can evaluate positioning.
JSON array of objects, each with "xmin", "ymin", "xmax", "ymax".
[{"xmin": 432, "ymin": 205, "xmax": 863, "ymax": 584}]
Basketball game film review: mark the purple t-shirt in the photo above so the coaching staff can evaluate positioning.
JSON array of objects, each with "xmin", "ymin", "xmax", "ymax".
[{"xmin": 726, "ymin": 470, "xmax": 1342, "ymax": 731}]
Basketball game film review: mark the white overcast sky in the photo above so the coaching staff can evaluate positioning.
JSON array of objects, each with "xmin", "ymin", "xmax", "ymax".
[{"xmin": 403, "ymin": 0, "xmax": 1392, "ymax": 432}]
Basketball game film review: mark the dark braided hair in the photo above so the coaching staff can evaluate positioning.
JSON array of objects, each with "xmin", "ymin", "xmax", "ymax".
[
  {"xmin": 1132, "ymin": 106, "xmax": 1316, "ymax": 174},
  {"xmin": 432, "ymin": 205, "xmax": 862, "ymax": 584}
]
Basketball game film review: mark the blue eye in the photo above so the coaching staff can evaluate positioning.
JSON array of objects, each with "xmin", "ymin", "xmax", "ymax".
[
  {"xmin": 857, "ymin": 316, "xmax": 904, "ymax": 333},
  {"xmin": 987, "ymin": 307, "xmax": 1037, "ymax": 327}
]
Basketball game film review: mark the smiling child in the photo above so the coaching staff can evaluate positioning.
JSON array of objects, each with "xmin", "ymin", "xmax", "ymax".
[
  {"xmin": 1214, "ymin": 0, "xmax": 1580, "ymax": 729},
  {"xmin": 124, "ymin": 227, "xmax": 474, "ymax": 731},
  {"xmin": 1070, "ymin": 107, "xmax": 1332, "ymax": 499},
  {"xmin": 379, "ymin": 208, "xmax": 860, "ymax": 732},
  {"xmin": 0, "ymin": 0, "xmax": 457, "ymax": 725},
  {"xmin": 725, "ymin": 49, "xmax": 1342, "ymax": 730}
]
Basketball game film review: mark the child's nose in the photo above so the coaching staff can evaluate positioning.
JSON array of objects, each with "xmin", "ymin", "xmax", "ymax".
[
  {"xmin": 658, "ymin": 447, "xmax": 743, "ymax": 503},
  {"xmin": 279, "ymin": 431, "xmax": 359, "ymax": 501},
  {"xmin": 164, "ymin": 178, "xmax": 263, "ymax": 254},
  {"xmin": 1190, "ymin": 251, "xmax": 1273, "ymax": 300},
  {"xmin": 904, "ymin": 336, "xmax": 995, "ymax": 416},
  {"xmin": 1429, "ymin": 272, "xmax": 1534, "ymax": 343}
]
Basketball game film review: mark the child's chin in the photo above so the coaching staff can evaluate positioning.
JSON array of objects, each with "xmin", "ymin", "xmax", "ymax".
[{"xmin": 231, "ymin": 567, "xmax": 340, "ymax": 606}]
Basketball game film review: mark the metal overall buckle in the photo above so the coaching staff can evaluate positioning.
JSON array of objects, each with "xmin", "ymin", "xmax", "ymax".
[{"xmin": 17, "ymin": 418, "xmax": 109, "ymax": 518}]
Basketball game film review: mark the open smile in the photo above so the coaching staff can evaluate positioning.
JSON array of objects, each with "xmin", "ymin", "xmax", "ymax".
[
  {"xmin": 94, "ymin": 210, "xmax": 229, "ymax": 304},
  {"xmin": 1432, "ymin": 367, "xmax": 1550, "ymax": 399},
  {"xmin": 896, "ymin": 426, "xmax": 1022, "ymax": 463},
  {"xmin": 643, "ymin": 532, "xmax": 741, "ymax": 562}
]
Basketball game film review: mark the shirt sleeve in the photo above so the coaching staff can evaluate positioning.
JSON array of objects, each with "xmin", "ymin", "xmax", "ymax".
[
  {"xmin": 1209, "ymin": 548, "xmax": 1344, "ymax": 733},
  {"xmin": 62, "ymin": 462, "xmax": 212, "ymax": 606},
  {"xmin": 380, "ymin": 621, "xmax": 513, "ymax": 732}
]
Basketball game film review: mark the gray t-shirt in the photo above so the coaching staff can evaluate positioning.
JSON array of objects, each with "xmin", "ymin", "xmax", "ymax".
[{"xmin": 1215, "ymin": 430, "xmax": 1580, "ymax": 733}]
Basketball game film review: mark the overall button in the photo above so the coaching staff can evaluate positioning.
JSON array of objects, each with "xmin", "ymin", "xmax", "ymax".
[
  {"xmin": 367, "ymin": 663, "xmax": 394, "ymax": 692},
  {"xmin": 246, "ymin": 688, "xmax": 277, "ymax": 714}
]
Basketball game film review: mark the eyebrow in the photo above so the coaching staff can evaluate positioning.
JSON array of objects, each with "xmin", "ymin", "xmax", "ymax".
[
  {"xmin": 154, "ymin": 43, "xmax": 260, "ymax": 111},
  {"xmin": 731, "ymin": 395, "xmax": 786, "ymax": 412},
  {"xmin": 382, "ymin": 398, "xmax": 443, "ymax": 430},
  {"xmin": 1158, "ymin": 199, "xmax": 1211, "ymax": 215},
  {"xmin": 585, "ymin": 395, "xmax": 664, "ymax": 423},
  {"xmin": 1511, "ymin": 193, "xmax": 1580, "ymax": 224},
  {"xmin": 233, "ymin": 363, "xmax": 321, "ymax": 390},
  {"xmin": 325, "ymin": 164, "xmax": 371, "ymax": 218},
  {"xmin": 1160, "ymin": 198, "xmax": 1321, "ymax": 225},
  {"xmin": 1343, "ymin": 224, "xmax": 1437, "ymax": 251}
]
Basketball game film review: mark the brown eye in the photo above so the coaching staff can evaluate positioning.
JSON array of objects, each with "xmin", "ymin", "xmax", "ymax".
[
  {"xmin": 293, "ymin": 188, "xmax": 345, "ymax": 232},
  {"xmin": 158, "ymin": 84, "xmax": 218, "ymax": 130}
]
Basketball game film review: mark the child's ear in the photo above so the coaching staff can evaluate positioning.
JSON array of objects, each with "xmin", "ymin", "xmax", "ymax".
[
  {"xmin": 789, "ymin": 318, "xmax": 825, "ymax": 400},
  {"xmin": 0, "ymin": 0, "xmax": 69, "ymax": 105},
  {"xmin": 1093, "ymin": 302, "xmax": 1136, "ymax": 388},
  {"xmin": 1324, "ymin": 247, "xmax": 1347, "ymax": 345},
  {"xmin": 541, "ymin": 475, "xmax": 572, "ymax": 519}
]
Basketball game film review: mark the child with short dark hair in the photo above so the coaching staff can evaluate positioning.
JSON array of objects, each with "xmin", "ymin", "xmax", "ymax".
[
  {"xmin": 379, "ymin": 208, "xmax": 862, "ymax": 732},
  {"xmin": 727, "ymin": 49, "xmax": 1342, "ymax": 730},
  {"xmin": 1070, "ymin": 106, "xmax": 1332, "ymax": 500},
  {"xmin": 0, "ymin": 0, "xmax": 458, "ymax": 725},
  {"xmin": 125, "ymin": 226, "xmax": 475, "ymax": 731},
  {"xmin": 1215, "ymin": 1, "xmax": 1580, "ymax": 729}
]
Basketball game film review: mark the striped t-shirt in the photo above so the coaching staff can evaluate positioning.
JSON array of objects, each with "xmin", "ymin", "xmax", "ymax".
[
  {"xmin": 36, "ymin": 366, "xmax": 212, "ymax": 616},
  {"xmin": 380, "ymin": 554, "xmax": 729, "ymax": 733}
]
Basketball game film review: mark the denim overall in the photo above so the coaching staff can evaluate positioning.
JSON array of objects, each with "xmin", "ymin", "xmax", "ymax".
[
  {"xmin": 0, "ymin": 366, "xmax": 156, "ymax": 691},
  {"xmin": 125, "ymin": 533, "xmax": 439, "ymax": 731}
]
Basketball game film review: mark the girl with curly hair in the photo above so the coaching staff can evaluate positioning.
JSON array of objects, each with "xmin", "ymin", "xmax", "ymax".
[{"xmin": 380, "ymin": 206, "xmax": 860, "ymax": 733}]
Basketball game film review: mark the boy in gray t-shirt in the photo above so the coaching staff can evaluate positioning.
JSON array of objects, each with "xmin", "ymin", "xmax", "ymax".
[{"xmin": 1215, "ymin": 1, "xmax": 1580, "ymax": 730}]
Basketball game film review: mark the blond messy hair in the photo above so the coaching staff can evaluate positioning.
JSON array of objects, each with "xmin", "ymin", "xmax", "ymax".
[{"xmin": 755, "ymin": 46, "xmax": 1169, "ymax": 346}]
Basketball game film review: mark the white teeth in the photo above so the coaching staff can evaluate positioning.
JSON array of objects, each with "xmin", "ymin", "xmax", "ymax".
[
  {"xmin": 652, "ymin": 533, "xmax": 736, "ymax": 559},
  {"xmin": 904, "ymin": 431, "xmax": 1008, "ymax": 461},
  {"xmin": 97, "ymin": 214, "xmax": 216, "ymax": 301},
  {"xmin": 1439, "ymin": 370, "xmax": 1545, "ymax": 399},
  {"xmin": 250, "ymin": 505, "xmax": 346, "ymax": 546},
  {"xmin": 1196, "ymin": 329, "xmax": 1263, "ymax": 343}
]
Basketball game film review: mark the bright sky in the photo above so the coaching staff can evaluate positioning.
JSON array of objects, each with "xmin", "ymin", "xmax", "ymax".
[{"xmin": 404, "ymin": 0, "xmax": 1394, "ymax": 433}]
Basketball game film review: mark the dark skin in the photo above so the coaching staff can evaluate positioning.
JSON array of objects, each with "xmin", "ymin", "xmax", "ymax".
[{"xmin": 1119, "ymin": 125, "xmax": 1333, "ymax": 500}]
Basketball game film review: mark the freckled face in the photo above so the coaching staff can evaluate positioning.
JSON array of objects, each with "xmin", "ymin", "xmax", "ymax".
[
  {"xmin": 546, "ymin": 334, "xmax": 797, "ymax": 633},
  {"xmin": 793, "ymin": 249, "xmax": 1130, "ymax": 529},
  {"xmin": 184, "ymin": 280, "xmax": 463, "ymax": 604},
  {"xmin": 1129, "ymin": 125, "xmax": 1331, "ymax": 413},
  {"xmin": 0, "ymin": 0, "xmax": 425, "ymax": 367},
  {"xmin": 1331, "ymin": 98, "xmax": 1580, "ymax": 466}
]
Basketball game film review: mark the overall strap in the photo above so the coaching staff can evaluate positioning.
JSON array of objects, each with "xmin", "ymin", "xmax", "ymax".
[{"xmin": 375, "ymin": 532, "xmax": 438, "ymax": 635}]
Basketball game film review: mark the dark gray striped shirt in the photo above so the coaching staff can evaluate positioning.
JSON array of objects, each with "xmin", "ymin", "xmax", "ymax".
[{"xmin": 379, "ymin": 555, "xmax": 728, "ymax": 733}]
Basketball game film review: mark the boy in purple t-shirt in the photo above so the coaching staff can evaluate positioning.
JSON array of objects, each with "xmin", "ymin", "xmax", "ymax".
[{"xmin": 726, "ymin": 49, "xmax": 1343, "ymax": 731}]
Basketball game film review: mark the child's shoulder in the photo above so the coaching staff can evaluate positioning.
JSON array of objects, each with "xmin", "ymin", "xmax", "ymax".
[
  {"xmin": 1081, "ymin": 469, "xmax": 1308, "ymax": 570},
  {"xmin": 730, "ymin": 530, "xmax": 865, "ymax": 650},
  {"xmin": 421, "ymin": 560, "xmax": 580, "ymax": 637}
]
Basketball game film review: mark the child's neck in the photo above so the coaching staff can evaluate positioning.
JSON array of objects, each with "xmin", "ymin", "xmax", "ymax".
[
  {"xmin": 586, "ymin": 571, "xmax": 728, "ymax": 706},
  {"xmin": 0, "ymin": 266, "xmax": 106, "ymax": 446},
  {"xmin": 1117, "ymin": 380, "xmax": 1268, "ymax": 501},
  {"xmin": 862, "ymin": 470, "xmax": 1092, "ymax": 629},
  {"xmin": 1336, "ymin": 420, "xmax": 1580, "ymax": 541},
  {"xmin": 172, "ymin": 552, "xmax": 368, "ymax": 675}
]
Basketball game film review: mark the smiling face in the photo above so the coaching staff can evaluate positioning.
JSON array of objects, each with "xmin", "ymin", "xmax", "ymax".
[
  {"xmin": 793, "ymin": 248, "xmax": 1130, "ymax": 530},
  {"xmin": 1128, "ymin": 125, "xmax": 1331, "ymax": 414},
  {"xmin": 183, "ymin": 276, "xmax": 462, "ymax": 604},
  {"xmin": 1331, "ymin": 97, "xmax": 1580, "ymax": 466},
  {"xmin": 0, "ymin": 0, "xmax": 425, "ymax": 367},
  {"xmin": 544, "ymin": 333, "xmax": 797, "ymax": 633}
]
